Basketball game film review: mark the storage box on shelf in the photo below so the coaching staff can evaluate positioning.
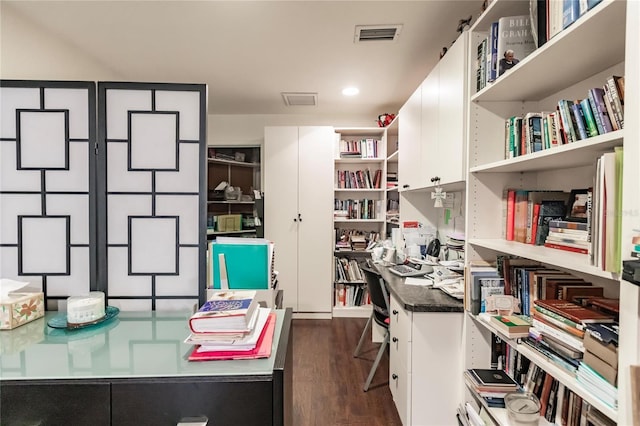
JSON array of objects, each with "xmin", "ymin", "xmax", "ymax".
[{"xmin": 463, "ymin": 1, "xmax": 636, "ymax": 425}]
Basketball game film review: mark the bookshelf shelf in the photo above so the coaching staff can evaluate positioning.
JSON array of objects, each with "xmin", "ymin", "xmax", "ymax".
[
  {"xmin": 206, "ymin": 229, "xmax": 256, "ymax": 236},
  {"xmin": 334, "ymin": 188, "xmax": 384, "ymax": 193},
  {"xmin": 516, "ymin": 344, "xmax": 618, "ymax": 421},
  {"xmin": 471, "ymin": 1, "xmax": 625, "ymax": 103},
  {"xmin": 387, "ymin": 150, "xmax": 398, "ymax": 162},
  {"xmin": 207, "ymin": 200, "xmax": 255, "ymax": 205},
  {"xmin": 335, "ymin": 158, "xmax": 384, "ymax": 164},
  {"xmin": 470, "ymin": 130, "xmax": 624, "ymax": 174},
  {"xmin": 207, "ymin": 157, "xmax": 260, "ymax": 168},
  {"xmin": 332, "ymin": 304, "xmax": 372, "ymax": 318},
  {"xmin": 468, "ymin": 239, "xmax": 619, "ymax": 281},
  {"xmin": 333, "ymin": 218, "xmax": 385, "ymax": 224}
]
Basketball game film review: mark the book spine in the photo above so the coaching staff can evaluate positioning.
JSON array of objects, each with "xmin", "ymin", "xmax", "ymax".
[
  {"xmin": 602, "ymin": 84, "xmax": 620, "ymax": 131},
  {"xmin": 544, "ymin": 242, "xmax": 589, "ymax": 254},
  {"xmin": 587, "ymin": 89, "xmax": 605, "ymax": 135},
  {"xmin": 579, "ymin": 98, "xmax": 598, "ymax": 137},
  {"xmin": 531, "ymin": 318, "xmax": 584, "ymax": 351},
  {"xmin": 557, "ymin": 100, "xmax": 576, "ymax": 143},
  {"xmin": 570, "ymin": 103, "xmax": 588, "ymax": 140},
  {"xmin": 548, "ymin": 220, "xmax": 588, "ymax": 230},
  {"xmin": 533, "ymin": 309, "xmax": 585, "ymax": 338},
  {"xmin": 590, "ymin": 87, "xmax": 614, "ymax": 133},
  {"xmin": 606, "ymin": 76, "xmax": 624, "ymax": 129}
]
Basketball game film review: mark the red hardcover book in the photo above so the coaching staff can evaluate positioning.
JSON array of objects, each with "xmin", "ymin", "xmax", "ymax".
[
  {"xmin": 534, "ymin": 299, "xmax": 615, "ymax": 324},
  {"xmin": 506, "ymin": 189, "xmax": 516, "ymax": 241},
  {"xmin": 530, "ymin": 203, "xmax": 540, "ymax": 245},
  {"xmin": 188, "ymin": 312, "xmax": 276, "ymax": 361},
  {"xmin": 543, "ymin": 242, "xmax": 588, "ymax": 254}
]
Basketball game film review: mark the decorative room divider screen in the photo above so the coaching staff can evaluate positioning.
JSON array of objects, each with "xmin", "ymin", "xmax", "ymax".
[{"xmin": 0, "ymin": 80, "xmax": 207, "ymax": 311}]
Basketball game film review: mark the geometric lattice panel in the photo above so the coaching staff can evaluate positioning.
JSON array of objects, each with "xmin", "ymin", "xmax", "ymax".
[
  {"xmin": 0, "ymin": 80, "xmax": 96, "ymax": 308},
  {"xmin": 98, "ymin": 82, "xmax": 207, "ymax": 311}
]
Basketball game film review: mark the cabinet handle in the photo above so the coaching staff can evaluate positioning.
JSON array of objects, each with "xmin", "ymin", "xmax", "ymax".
[
  {"xmin": 392, "ymin": 374, "xmax": 398, "ymax": 380},
  {"xmin": 298, "ymin": 213, "xmax": 302, "ymax": 222},
  {"xmin": 392, "ymin": 310, "xmax": 398, "ymax": 315},
  {"xmin": 293, "ymin": 217, "xmax": 297, "ymax": 222},
  {"xmin": 402, "ymin": 184, "xmax": 409, "ymax": 189},
  {"xmin": 392, "ymin": 337, "xmax": 398, "ymax": 343}
]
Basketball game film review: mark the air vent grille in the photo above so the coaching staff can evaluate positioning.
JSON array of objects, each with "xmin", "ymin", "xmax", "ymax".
[
  {"xmin": 281, "ymin": 92, "xmax": 318, "ymax": 107},
  {"xmin": 355, "ymin": 24, "xmax": 402, "ymax": 42}
]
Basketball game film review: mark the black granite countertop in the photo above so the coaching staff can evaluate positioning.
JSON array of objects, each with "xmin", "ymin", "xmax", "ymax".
[{"xmin": 376, "ymin": 265, "xmax": 464, "ymax": 313}]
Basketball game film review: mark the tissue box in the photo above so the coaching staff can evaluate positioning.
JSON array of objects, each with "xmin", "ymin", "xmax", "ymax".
[{"xmin": 0, "ymin": 292, "xmax": 45, "ymax": 330}]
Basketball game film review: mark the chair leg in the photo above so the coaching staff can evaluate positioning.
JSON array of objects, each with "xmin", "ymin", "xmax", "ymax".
[
  {"xmin": 353, "ymin": 314, "xmax": 372, "ymax": 358},
  {"xmin": 363, "ymin": 331, "xmax": 389, "ymax": 392}
]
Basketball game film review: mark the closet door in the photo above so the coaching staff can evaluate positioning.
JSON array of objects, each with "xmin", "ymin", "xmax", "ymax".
[
  {"xmin": 297, "ymin": 127, "xmax": 333, "ymax": 313},
  {"xmin": 264, "ymin": 126, "xmax": 300, "ymax": 310},
  {"xmin": 97, "ymin": 83, "xmax": 207, "ymax": 311},
  {"xmin": 0, "ymin": 80, "xmax": 96, "ymax": 308}
]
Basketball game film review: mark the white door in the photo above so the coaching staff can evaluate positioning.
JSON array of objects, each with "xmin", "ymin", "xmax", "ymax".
[
  {"xmin": 421, "ymin": 68, "xmax": 440, "ymax": 187},
  {"xmin": 264, "ymin": 126, "xmax": 300, "ymax": 310},
  {"xmin": 297, "ymin": 127, "xmax": 334, "ymax": 313},
  {"xmin": 438, "ymin": 33, "xmax": 468, "ymax": 185},
  {"xmin": 398, "ymin": 85, "xmax": 423, "ymax": 191}
]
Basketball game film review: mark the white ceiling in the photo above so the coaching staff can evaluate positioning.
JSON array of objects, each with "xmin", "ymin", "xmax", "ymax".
[{"xmin": 2, "ymin": 1, "xmax": 482, "ymax": 117}]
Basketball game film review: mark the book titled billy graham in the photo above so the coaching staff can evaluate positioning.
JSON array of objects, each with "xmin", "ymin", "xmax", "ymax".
[
  {"xmin": 189, "ymin": 290, "xmax": 258, "ymax": 333},
  {"xmin": 496, "ymin": 15, "xmax": 537, "ymax": 77}
]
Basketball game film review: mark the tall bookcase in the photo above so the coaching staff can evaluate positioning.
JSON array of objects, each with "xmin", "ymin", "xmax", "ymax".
[
  {"xmin": 463, "ymin": 1, "xmax": 638, "ymax": 424},
  {"xmin": 386, "ymin": 117, "xmax": 400, "ymax": 236},
  {"xmin": 206, "ymin": 147, "xmax": 262, "ymax": 239},
  {"xmin": 333, "ymin": 126, "xmax": 388, "ymax": 318}
]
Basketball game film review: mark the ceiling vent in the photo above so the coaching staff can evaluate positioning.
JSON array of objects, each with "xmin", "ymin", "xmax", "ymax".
[
  {"xmin": 281, "ymin": 92, "xmax": 318, "ymax": 107},
  {"xmin": 354, "ymin": 24, "xmax": 402, "ymax": 42}
]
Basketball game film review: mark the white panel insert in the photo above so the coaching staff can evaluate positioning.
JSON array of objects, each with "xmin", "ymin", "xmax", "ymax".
[
  {"xmin": 130, "ymin": 217, "xmax": 177, "ymax": 274},
  {"xmin": 46, "ymin": 194, "xmax": 89, "ymax": 244},
  {"xmin": 0, "ymin": 87, "xmax": 40, "ymax": 139},
  {"xmin": 107, "ymin": 195, "xmax": 152, "ymax": 244},
  {"xmin": 0, "ymin": 141, "xmax": 41, "ymax": 191},
  {"xmin": 107, "ymin": 247, "xmax": 151, "ymax": 296},
  {"xmin": 21, "ymin": 216, "xmax": 68, "ymax": 274},
  {"xmin": 155, "ymin": 90, "xmax": 201, "ymax": 141},
  {"xmin": 46, "ymin": 142, "xmax": 89, "ymax": 192},
  {"xmin": 107, "ymin": 142, "xmax": 152, "ymax": 192},
  {"xmin": 106, "ymin": 89, "xmax": 152, "ymax": 140},
  {"xmin": 130, "ymin": 112, "xmax": 177, "ymax": 170},
  {"xmin": 0, "ymin": 194, "xmax": 42, "ymax": 244},
  {"xmin": 155, "ymin": 143, "xmax": 199, "ymax": 193},
  {"xmin": 44, "ymin": 88, "xmax": 90, "ymax": 140},
  {"xmin": 47, "ymin": 247, "xmax": 91, "ymax": 296},
  {"xmin": 156, "ymin": 195, "xmax": 199, "ymax": 245},
  {"xmin": 155, "ymin": 247, "xmax": 198, "ymax": 295},
  {"xmin": 19, "ymin": 111, "xmax": 67, "ymax": 169}
]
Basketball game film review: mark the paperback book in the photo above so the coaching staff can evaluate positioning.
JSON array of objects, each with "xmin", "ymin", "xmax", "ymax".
[{"xmin": 189, "ymin": 290, "xmax": 258, "ymax": 333}]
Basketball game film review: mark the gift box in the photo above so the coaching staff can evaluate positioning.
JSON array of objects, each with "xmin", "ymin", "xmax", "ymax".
[{"xmin": 0, "ymin": 280, "xmax": 45, "ymax": 330}]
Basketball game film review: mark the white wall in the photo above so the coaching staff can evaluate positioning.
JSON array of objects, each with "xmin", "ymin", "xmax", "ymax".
[
  {"xmin": 0, "ymin": 5, "xmax": 120, "ymax": 81},
  {"xmin": 208, "ymin": 114, "xmax": 375, "ymax": 147}
]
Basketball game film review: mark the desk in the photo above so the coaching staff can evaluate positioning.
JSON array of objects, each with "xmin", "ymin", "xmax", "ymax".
[
  {"xmin": 0, "ymin": 309, "xmax": 293, "ymax": 426},
  {"xmin": 377, "ymin": 265, "xmax": 464, "ymax": 426}
]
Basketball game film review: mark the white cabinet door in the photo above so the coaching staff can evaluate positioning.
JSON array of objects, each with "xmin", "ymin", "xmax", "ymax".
[
  {"xmin": 264, "ymin": 126, "xmax": 300, "ymax": 311},
  {"xmin": 297, "ymin": 127, "xmax": 333, "ymax": 313},
  {"xmin": 437, "ymin": 33, "xmax": 468, "ymax": 185},
  {"xmin": 398, "ymin": 85, "xmax": 423, "ymax": 191},
  {"xmin": 389, "ymin": 295, "xmax": 412, "ymax": 426},
  {"xmin": 421, "ymin": 67, "xmax": 440, "ymax": 186}
]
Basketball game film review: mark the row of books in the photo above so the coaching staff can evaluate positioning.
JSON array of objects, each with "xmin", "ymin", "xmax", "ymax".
[
  {"xmin": 476, "ymin": 1, "xmax": 604, "ymax": 92},
  {"xmin": 186, "ymin": 290, "xmax": 275, "ymax": 361},
  {"xmin": 334, "ymin": 283, "xmax": 369, "ymax": 308},
  {"xmin": 495, "ymin": 342, "xmax": 615, "ymax": 426},
  {"xmin": 338, "ymin": 138, "xmax": 380, "ymax": 159},
  {"xmin": 503, "ymin": 76, "xmax": 624, "ymax": 159},
  {"xmin": 333, "ymin": 198, "xmax": 383, "ymax": 220},
  {"xmin": 334, "ymin": 229, "xmax": 379, "ymax": 251},
  {"xmin": 335, "ymin": 168, "xmax": 382, "ymax": 189},
  {"xmin": 334, "ymin": 257, "xmax": 364, "ymax": 283}
]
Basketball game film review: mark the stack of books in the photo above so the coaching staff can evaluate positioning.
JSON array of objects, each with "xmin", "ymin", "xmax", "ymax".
[
  {"xmin": 525, "ymin": 299, "xmax": 616, "ymax": 374},
  {"xmin": 186, "ymin": 290, "xmax": 276, "ymax": 361},
  {"xmin": 464, "ymin": 368, "xmax": 521, "ymax": 408},
  {"xmin": 578, "ymin": 322, "xmax": 619, "ymax": 409},
  {"xmin": 544, "ymin": 219, "xmax": 590, "ymax": 254}
]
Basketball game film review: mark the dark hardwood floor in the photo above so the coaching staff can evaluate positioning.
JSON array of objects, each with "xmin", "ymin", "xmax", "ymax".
[{"xmin": 292, "ymin": 317, "xmax": 402, "ymax": 426}]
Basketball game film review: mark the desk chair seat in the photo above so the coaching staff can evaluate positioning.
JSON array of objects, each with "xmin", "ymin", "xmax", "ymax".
[{"xmin": 353, "ymin": 265, "xmax": 390, "ymax": 392}]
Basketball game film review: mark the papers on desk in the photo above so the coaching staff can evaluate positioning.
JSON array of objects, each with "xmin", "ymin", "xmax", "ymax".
[{"xmin": 404, "ymin": 276, "xmax": 433, "ymax": 286}]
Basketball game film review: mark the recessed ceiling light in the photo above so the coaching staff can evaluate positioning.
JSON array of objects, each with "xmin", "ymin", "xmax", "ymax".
[{"xmin": 342, "ymin": 87, "xmax": 359, "ymax": 96}]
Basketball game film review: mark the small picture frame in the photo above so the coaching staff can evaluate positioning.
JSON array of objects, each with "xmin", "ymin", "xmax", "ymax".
[{"xmin": 566, "ymin": 189, "xmax": 590, "ymax": 222}]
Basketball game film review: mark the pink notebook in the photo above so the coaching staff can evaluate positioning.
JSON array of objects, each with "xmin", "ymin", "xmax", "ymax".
[{"xmin": 188, "ymin": 312, "xmax": 276, "ymax": 361}]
